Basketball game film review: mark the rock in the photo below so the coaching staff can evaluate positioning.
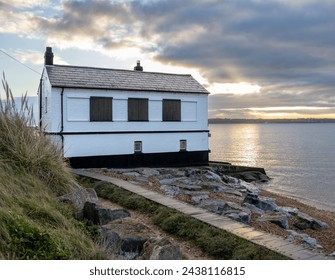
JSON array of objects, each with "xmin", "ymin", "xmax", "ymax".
[
  {"xmin": 83, "ymin": 201, "xmax": 130, "ymax": 225},
  {"xmin": 191, "ymin": 194, "xmax": 209, "ymax": 203},
  {"xmin": 160, "ymin": 185, "xmax": 180, "ymax": 197},
  {"xmin": 226, "ymin": 211, "xmax": 251, "ymax": 224},
  {"xmin": 276, "ymin": 206, "xmax": 299, "ymax": 217},
  {"xmin": 222, "ymin": 202, "xmax": 251, "ymax": 224},
  {"xmin": 223, "ymin": 189, "xmax": 244, "ymax": 198},
  {"xmin": 202, "ymin": 170, "xmax": 223, "ymax": 183},
  {"xmin": 122, "ymin": 171, "xmax": 141, "ymax": 177},
  {"xmin": 140, "ymin": 168, "xmax": 160, "ymax": 177},
  {"xmin": 257, "ymin": 212, "xmax": 289, "ymax": 229},
  {"xmin": 180, "ymin": 184, "xmax": 203, "ymax": 191},
  {"xmin": 221, "ymin": 175, "xmax": 239, "ymax": 185},
  {"xmin": 142, "ymin": 238, "xmax": 182, "ymax": 260},
  {"xmin": 159, "ymin": 178, "xmax": 178, "ymax": 185},
  {"xmin": 243, "ymin": 194, "xmax": 277, "ymax": 211},
  {"xmin": 102, "ymin": 219, "xmax": 156, "ymax": 257},
  {"xmin": 230, "ymin": 171, "xmax": 270, "ymax": 183},
  {"xmin": 287, "ymin": 230, "xmax": 323, "ymax": 249},
  {"xmin": 199, "ymin": 199, "xmax": 227, "ymax": 214},
  {"xmin": 293, "ymin": 212, "xmax": 329, "ymax": 230},
  {"xmin": 99, "ymin": 227, "xmax": 122, "ymax": 253},
  {"xmin": 243, "ymin": 203, "xmax": 265, "ymax": 215},
  {"xmin": 58, "ymin": 182, "xmax": 99, "ymax": 220}
]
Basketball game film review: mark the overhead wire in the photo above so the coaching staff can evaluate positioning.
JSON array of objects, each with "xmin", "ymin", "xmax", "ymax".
[{"xmin": 0, "ymin": 48, "xmax": 41, "ymax": 75}]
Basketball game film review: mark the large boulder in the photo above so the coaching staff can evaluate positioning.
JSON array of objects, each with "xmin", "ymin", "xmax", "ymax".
[
  {"xmin": 243, "ymin": 194, "xmax": 277, "ymax": 211},
  {"xmin": 101, "ymin": 218, "xmax": 156, "ymax": 258},
  {"xmin": 83, "ymin": 201, "xmax": 130, "ymax": 225},
  {"xmin": 293, "ymin": 212, "xmax": 329, "ymax": 230},
  {"xmin": 257, "ymin": 212, "xmax": 289, "ymax": 229},
  {"xmin": 142, "ymin": 238, "xmax": 182, "ymax": 260},
  {"xmin": 58, "ymin": 182, "xmax": 99, "ymax": 219}
]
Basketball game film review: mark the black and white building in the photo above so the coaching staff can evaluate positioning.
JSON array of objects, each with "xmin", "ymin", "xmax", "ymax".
[{"xmin": 39, "ymin": 47, "xmax": 210, "ymax": 168}]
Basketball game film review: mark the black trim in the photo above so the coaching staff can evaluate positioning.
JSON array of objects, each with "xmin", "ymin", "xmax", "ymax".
[
  {"xmin": 69, "ymin": 150, "xmax": 209, "ymax": 168},
  {"xmin": 39, "ymin": 77, "xmax": 42, "ymax": 130},
  {"xmin": 45, "ymin": 130, "xmax": 209, "ymax": 136},
  {"xmin": 60, "ymin": 88, "xmax": 65, "ymax": 150}
]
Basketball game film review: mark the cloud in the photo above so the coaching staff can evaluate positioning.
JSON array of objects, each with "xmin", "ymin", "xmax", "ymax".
[{"xmin": 2, "ymin": 0, "xmax": 335, "ymax": 118}]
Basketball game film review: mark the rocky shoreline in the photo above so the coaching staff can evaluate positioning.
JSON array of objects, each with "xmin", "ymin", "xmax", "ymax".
[{"xmin": 93, "ymin": 164, "xmax": 335, "ymax": 257}]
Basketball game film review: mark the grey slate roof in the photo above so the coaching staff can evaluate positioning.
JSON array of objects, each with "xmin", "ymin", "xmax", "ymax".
[{"xmin": 45, "ymin": 65, "xmax": 209, "ymax": 94}]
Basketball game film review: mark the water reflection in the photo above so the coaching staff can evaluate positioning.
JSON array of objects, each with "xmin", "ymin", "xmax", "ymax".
[{"xmin": 209, "ymin": 124, "xmax": 260, "ymax": 166}]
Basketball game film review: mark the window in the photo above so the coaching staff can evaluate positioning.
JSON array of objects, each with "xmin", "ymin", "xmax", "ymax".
[
  {"xmin": 128, "ymin": 98, "xmax": 148, "ymax": 121},
  {"xmin": 162, "ymin": 99, "xmax": 181, "ymax": 121},
  {"xmin": 180, "ymin": 140, "xmax": 187, "ymax": 151},
  {"xmin": 90, "ymin": 97, "xmax": 113, "ymax": 121},
  {"xmin": 134, "ymin": 141, "xmax": 142, "ymax": 153}
]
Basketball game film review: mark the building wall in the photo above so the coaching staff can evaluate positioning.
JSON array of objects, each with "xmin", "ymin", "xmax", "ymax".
[{"xmin": 44, "ymin": 86, "xmax": 209, "ymax": 161}]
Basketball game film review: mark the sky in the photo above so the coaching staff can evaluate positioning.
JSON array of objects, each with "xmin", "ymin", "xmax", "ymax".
[{"xmin": 1, "ymin": 0, "xmax": 335, "ymax": 119}]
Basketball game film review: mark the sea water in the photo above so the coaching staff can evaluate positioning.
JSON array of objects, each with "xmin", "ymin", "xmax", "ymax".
[{"xmin": 209, "ymin": 123, "xmax": 335, "ymax": 212}]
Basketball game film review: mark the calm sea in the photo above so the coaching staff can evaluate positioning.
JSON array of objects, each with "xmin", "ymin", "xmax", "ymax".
[{"xmin": 209, "ymin": 123, "xmax": 335, "ymax": 212}]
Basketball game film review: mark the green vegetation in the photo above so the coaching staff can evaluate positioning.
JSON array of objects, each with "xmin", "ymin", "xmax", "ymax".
[
  {"xmin": 0, "ymin": 74, "xmax": 106, "ymax": 259},
  {"xmin": 79, "ymin": 178, "xmax": 289, "ymax": 260}
]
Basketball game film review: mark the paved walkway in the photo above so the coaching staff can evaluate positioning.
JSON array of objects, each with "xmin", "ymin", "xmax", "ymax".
[{"xmin": 73, "ymin": 169, "xmax": 334, "ymax": 260}]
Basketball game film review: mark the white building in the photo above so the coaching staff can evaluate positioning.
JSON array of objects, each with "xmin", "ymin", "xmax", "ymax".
[{"xmin": 39, "ymin": 47, "xmax": 210, "ymax": 168}]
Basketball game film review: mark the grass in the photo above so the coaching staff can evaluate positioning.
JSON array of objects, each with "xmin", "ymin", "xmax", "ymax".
[
  {"xmin": 0, "ymin": 73, "xmax": 107, "ymax": 259},
  {"xmin": 79, "ymin": 178, "xmax": 289, "ymax": 260}
]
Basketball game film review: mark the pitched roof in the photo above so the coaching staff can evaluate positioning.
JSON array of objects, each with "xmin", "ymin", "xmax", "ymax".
[{"xmin": 45, "ymin": 65, "xmax": 209, "ymax": 94}]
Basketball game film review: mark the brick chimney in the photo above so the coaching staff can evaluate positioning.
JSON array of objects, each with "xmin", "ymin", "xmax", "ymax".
[
  {"xmin": 134, "ymin": 60, "xmax": 143, "ymax": 71},
  {"xmin": 44, "ymin": 47, "xmax": 54, "ymax": 65}
]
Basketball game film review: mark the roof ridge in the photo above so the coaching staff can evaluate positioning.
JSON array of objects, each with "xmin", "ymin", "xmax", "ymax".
[{"xmin": 48, "ymin": 64, "xmax": 192, "ymax": 77}]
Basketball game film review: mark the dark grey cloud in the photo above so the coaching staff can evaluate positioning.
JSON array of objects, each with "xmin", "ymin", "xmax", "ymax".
[{"xmin": 32, "ymin": 0, "xmax": 335, "ymax": 117}]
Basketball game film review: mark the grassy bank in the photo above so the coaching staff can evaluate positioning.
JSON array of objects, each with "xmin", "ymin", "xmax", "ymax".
[
  {"xmin": 78, "ymin": 177, "xmax": 289, "ymax": 260},
  {"xmin": 0, "ymin": 75, "xmax": 105, "ymax": 259}
]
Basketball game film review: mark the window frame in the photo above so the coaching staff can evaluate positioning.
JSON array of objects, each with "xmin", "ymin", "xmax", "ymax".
[
  {"xmin": 128, "ymin": 98, "xmax": 149, "ymax": 122},
  {"xmin": 162, "ymin": 99, "xmax": 181, "ymax": 122},
  {"xmin": 134, "ymin": 141, "xmax": 142, "ymax": 153},
  {"xmin": 90, "ymin": 96, "xmax": 113, "ymax": 122}
]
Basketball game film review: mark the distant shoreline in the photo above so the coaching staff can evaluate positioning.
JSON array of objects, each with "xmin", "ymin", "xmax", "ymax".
[{"xmin": 209, "ymin": 118, "xmax": 335, "ymax": 124}]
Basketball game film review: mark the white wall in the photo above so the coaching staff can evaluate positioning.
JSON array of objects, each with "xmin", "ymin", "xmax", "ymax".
[
  {"xmin": 63, "ymin": 132, "xmax": 208, "ymax": 157},
  {"xmin": 45, "ymin": 87, "xmax": 209, "ymax": 157}
]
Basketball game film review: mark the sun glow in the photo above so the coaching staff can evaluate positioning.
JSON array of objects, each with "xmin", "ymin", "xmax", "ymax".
[{"xmin": 206, "ymin": 82, "xmax": 261, "ymax": 95}]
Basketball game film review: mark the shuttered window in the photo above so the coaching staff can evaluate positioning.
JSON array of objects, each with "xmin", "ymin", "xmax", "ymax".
[
  {"xmin": 90, "ymin": 97, "xmax": 113, "ymax": 121},
  {"xmin": 128, "ymin": 98, "xmax": 149, "ymax": 121},
  {"xmin": 162, "ymin": 99, "xmax": 181, "ymax": 121}
]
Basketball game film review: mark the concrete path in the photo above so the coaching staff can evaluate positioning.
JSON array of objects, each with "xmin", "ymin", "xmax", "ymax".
[{"xmin": 73, "ymin": 169, "xmax": 334, "ymax": 260}]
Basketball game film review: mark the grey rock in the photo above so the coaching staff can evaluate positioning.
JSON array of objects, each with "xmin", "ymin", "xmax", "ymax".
[
  {"xmin": 276, "ymin": 206, "xmax": 299, "ymax": 217},
  {"xmin": 223, "ymin": 189, "xmax": 244, "ymax": 198},
  {"xmin": 191, "ymin": 194, "xmax": 209, "ymax": 203},
  {"xmin": 160, "ymin": 185, "xmax": 180, "ymax": 197},
  {"xmin": 226, "ymin": 211, "xmax": 251, "ymax": 224},
  {"xmin": 99, "ymin": 227, "xmax": 122, "ymax": 253},
  {"xmin": 243, "ymin": 203, "xmax": 265, "ymax": 215},
  {"xmin": 257, "ymin": 212, "xmax": 289, "ymax": 229},
  {"xmin": 140, "ymin": 168, "xmax": 160, "ymax": 177},
  {"xmin": 58, "ymin": 182, "xmax": 99, "ymax": 220},
  {"xmin": 287, "ymin": 230, "xmax": 323, "ymax": 249},
  {"xmin": 202, "ymin": 170, "xmax": 223, "ymax": 183},
  {"xmin": 293, "ymin": 212, "xmax": 329, "ymax": 230},
  {"xmin": 122, "ymin": 171, "xmax": 141, "ymax": 177},
  {"xmin": 180, "ymin": 185, "xmax": 203, "ymax": 191},
  {"xmin": 102, "ymin": 219, "xmax": 155, "ymax": 255},
  {"xmin": 142, "ymin": 238, "xmax": 182, "ymax": 260},
  {"xmin": 159, "ymin": 178, "xmax": 178, "ymax": 185},
  {"xmin": 243, "ymin": 194, "xmax": 277, "ymax": 211},
  {"xmin": 83, "ymin": 201, "xmax": 130, "ymax": 225},
  {"xmin": 199, "ymin": 199, "xmax": 227, "ymax": 214}
]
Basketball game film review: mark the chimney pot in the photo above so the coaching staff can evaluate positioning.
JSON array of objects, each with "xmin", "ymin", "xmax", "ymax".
[
  {"xmin": 44, "ymin": 46, "xmax": 54, "ymax": 65},
  {"xmin": 134, "ymin": 60, "xmax": 143, "ymax": 71}
]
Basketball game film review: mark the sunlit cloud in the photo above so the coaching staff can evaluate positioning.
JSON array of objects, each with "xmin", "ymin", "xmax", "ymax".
[{"xmin": 207, "ymin": 82, "xmax": 262, "ymax": 95}]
